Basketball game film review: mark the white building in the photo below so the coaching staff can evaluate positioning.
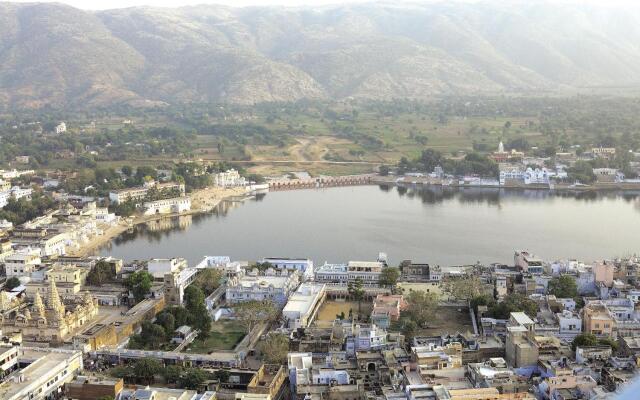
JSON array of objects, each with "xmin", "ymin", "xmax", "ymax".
[
  {"xmin": 4, "ymin": 253, "xmax": 41, "ymax": 278},
  {"xmin": 142, "ymin": 196, "xmax": 191, "ymax": 216},
  {"xmin": 0, "ymin": 346, "xmax": 19, "ymax": 376},
  {"xmin": 556, "ymin": 310, "xmax": 582, "ymax": 340},
  {"xmin": 213, "ymin": 169, "xmax": 246, "ymax": 187},
  {"xmin": 95, "ymin": 207, "xmax": 117, "ymax": 224},
  {"xmin": 0, "ymin": 347, "xmax": 83, "ymax": 400},
  {"xmin": 0, "ymin": 169, "xmax": 34, "ymax": 180},
  {"xmin": 226, "ymin": 271, "xmax": 300, "ymax": 306},
  {"xmin": 315, "ymin": 260, "xmax": 385, "ymax": 286},
  {"xmin": 262, "ymin": 257, "xmax": 314, "ymax": 280},
  {"xmin": 313, "ymin": 369, "xmax": 350, "ymax": 385},
  {"xmin": 55, "ymin": 122, "xmax": 67, "ymax": 134},
  {"xmin": 0, "ymin": 186, "xmax": 33, "ymax": 208},
  {"xmin": 342, "ymin": 322, "xmax": 388, "ymax": 355},
  {"xmin": 288, "ymin": 352, "xmax": 313, "ymax": 393},
  {"xmin": 499, "ymin": 166, "xmax": 526, "ymax": 185},
  {"xmin": 524, "ymin": 167, "xmax": 551, "ymax": 185},
  {"xmin": 109, "ymin": 181, "xmax": 185, "ymax": 204},
  {"xmin": 282, "ymin": 283, "xmax": 326, "ymax": 329},
  {"xmin": 195, "ymin": 256, "xmax": 246, "ymax": 278},
  {"xmin": 148, "ymin": 258, "xmax": 188, "ymax": 279}
]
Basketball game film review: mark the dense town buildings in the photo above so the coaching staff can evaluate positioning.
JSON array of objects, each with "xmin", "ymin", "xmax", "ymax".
[{"xmin": 1, "ymin": 162, "xmax": 640, "ymax": 400}]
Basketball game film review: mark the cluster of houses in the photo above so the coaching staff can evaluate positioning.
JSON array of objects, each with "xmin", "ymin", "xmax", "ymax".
[
  {"xmin": 3, "ymin": 214, "xmax": 640, "ymax": 400},
  {"xmin": 403, "ymin": 143, "xmax": 640, "ymax": 188},
  {"xmin": 0, "ymin": 169, "xmax": 35, "ymax": 208},
  {"xmin": 0, "ymin": 201, "xmax": 118, "ymax": 260}
]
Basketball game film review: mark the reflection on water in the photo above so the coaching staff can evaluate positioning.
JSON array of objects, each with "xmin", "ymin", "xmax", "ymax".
[
  {"xmin": 381, "ymin": 184, "xmax": 640, "ymax": 206},
  {"xmin": 100, "ymin": 185, "xmax": 640, "ymax": 266},
  {"xmin": 100, "ymin": 200, "xmax": 245, "ymax": 251}
]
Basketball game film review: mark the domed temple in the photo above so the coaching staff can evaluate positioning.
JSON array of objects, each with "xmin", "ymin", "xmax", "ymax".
[{"xmin": 0, "ymin": 279, "xmax": 98, "ymax": 344}]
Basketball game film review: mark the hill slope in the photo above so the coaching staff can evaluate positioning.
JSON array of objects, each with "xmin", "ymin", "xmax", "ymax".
[{"xmin": 2, "ymin": 1, "xmax": 640, "ymax": 108}]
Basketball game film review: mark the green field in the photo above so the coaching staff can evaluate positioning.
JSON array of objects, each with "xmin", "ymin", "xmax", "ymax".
[{"xmin": 183, "ymin": 320, "xmax": 246, "ymax": 353}]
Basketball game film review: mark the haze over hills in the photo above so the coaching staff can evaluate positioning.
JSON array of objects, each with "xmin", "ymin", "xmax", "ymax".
[{"xmin": 2, "ymin": 1, "xmax": 640, "ymax": 109}]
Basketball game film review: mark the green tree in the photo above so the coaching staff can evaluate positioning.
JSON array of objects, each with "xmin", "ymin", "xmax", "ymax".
[
  {"xmin": 571, "ymin": 333, "xmax": 598, "ymax": 352},
  {"xmin": 179, "ymin": 368, "xmax": 208, "ymax": 389},
  {"xmin": 403, "ymin": 290, "xmax": 439, "ymax": 327},
  {"xmin": 121, "ymin": 165, "xmax": 133, "ymax": 177},
  {"xmin": 213, "ymin": 369, "xmax": 230, "ymax": 383},
  {"xmin": 258, "ymin": 333, "xmax": 289, "ymax": 364},
  {"xmin": 86, "ymin": 260, "xmax": 116, "ymax": 286},
  {"xmin": 379, "ymin": 165, "xmax": 390, "ymax": 176},
  {"xmin": 399, "ymin": 318, "xmax": 418, "ymax": 340},
  {"xmin": 347, "ymin": 278, "xmax": 366, "ymax": 316},
  {"xmin": 139, "ymin": 321, "xmax": 167, "ymax": 349},
  {"xmin": 162, "ymin": 365, "xmax": 183, "ymax": 384},
  {"xmin": 5, "ymin": 277, "xmax": 21, "ymax": 290},
  {"xmin": 125, "ymin": 271, "xmax": 153, "ymax": 303},
  {"xmin": 184, "ymin": 285, "xmax": 205, "ymax": 312},
  {"xmin": 133, "ymin": 358, "xmax": 162, "ymax": 384},
  {"xmin": 166, "ymin": 306, "xmax": 191, "ymax": 327},
  {"xmin": 193, "ymin": 269, "xmax": 223, "ymax": 296},
  {"xmin": 567, "ymin": 161, "xmax": 596, "ymax": 184},
  {"xmin": 548, "ymin": 275, "xmax": 578, "ymax": 298},
  {"xmin": 598, "ymin": 337, "xmax": 619, "ymax": 352},
  {"xmin": 379, "ymin": 267, "xmax": 400, "ymax": 289},
  {"xmin": 183, "ymin": 285, "xmax": 211, "ymax": 335},
  {"xmin": 487, "ymin": 294, "xmax": 538, "ymax": 319},
  {"xmin": 156, "ymin": 312, "xmax": 176, "ymax": 336}
]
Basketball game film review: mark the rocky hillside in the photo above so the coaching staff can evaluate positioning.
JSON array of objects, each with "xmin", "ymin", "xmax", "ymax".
[{"xmin": 2, "ymin": 1, "xmax": 640, "ymax": 108}]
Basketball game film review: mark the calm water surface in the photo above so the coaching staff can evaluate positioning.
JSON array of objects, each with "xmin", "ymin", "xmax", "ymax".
[{"xmin": 99, "ymin": 185, "xmax": 640, "ymax": 266}]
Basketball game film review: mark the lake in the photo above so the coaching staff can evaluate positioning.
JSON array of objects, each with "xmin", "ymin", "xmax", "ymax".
[{"xmin": 99, "ymin": 185, "xmax": 640, "ymax": 267}]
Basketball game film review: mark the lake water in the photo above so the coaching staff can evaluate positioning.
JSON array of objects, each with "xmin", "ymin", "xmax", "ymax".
[{"xmin": 99, "ymin": 185, "xmax": 640, "ymax": 267}]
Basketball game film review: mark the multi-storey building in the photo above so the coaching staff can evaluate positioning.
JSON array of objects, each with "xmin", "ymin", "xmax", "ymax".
[
  {"xmin": 108, "ymin": 181, "xmax": 185, "ymax": 204},
  {"xmin": 226, "ymin": 270, "xmax": 300, "ymax": 306},
  {"xmin": 142, "ymin": 196, "xmax": 191, "ymax": 215},
  {"xmin": 0, "ymin": 347, "xmax": 83, "ymax": 400},
  {"xmin": 4, "ymin": 253, "xmax": 41, "ymax": 278},
  {"xmin": 282, "ymin": 283, "xmax": 326, "ymax": 329},
  {"xmin": 315, "ymin": 260, "xmax": 385, "ymax": 286},
  {"xmin": 213, "ymin": 169, "xmax": 246, "ymax": 187},
  {"xmin": 262, "ymin": 257, "xmax": 314, "ymax": 280}
]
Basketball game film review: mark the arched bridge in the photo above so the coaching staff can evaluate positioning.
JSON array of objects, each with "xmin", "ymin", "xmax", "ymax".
[{"xmin": 269, "ymin": 174, "xmax": 374, "ymax": 191}]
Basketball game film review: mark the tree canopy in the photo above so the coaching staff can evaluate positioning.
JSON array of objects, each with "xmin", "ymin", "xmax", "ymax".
[
  {"xmin": 234, "ymin": 300, "xmax": 278, "ymax": 333},
  {"xmin": 548, "ymin": 275, "xmax": 578, "ymax": 299},
  {"xmin": 125, "ymin": 271, "xmax": 153, "ymax": 303}
]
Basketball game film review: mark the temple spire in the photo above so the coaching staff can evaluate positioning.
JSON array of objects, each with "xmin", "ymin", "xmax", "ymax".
[
  {"xmin": 33, "ymin": 291, "xmax": 46, "ymax": 318},
  {"xmin": 47, "ymin": 279, "xmax": 65, "ymax": 318}
]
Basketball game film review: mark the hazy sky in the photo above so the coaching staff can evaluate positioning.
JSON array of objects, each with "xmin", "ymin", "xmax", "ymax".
[{"xmin": 10, "ymin": 0, "xmax": 640, "ymax": 10}]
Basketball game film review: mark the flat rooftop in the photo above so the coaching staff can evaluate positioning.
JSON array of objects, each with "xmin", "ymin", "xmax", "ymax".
[
  {"xmin": 0, "ymin": 349, "xmax": 80, "ymax": 399},
  {"xmin": 283, "ymin": 283, "xmax": 325, "ymax": 315}
]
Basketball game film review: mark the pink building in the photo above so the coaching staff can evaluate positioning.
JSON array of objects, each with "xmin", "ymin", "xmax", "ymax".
[
  {"xmin": 371, "ymin": 295, "xmax": 408, "ymax": 328},
  {"xmin": 594, "ymin": 262, "xmax": 614, "ymax": 288}
]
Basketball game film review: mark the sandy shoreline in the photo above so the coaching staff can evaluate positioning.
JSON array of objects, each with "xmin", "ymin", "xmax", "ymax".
[{"xmin": 70, "ymin": 186, "xmax": 250, "ymax": 257}]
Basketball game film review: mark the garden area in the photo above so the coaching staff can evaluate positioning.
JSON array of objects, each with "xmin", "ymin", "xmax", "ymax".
[{"xmin": 183, "ymin": 320, "xmax": 246, "ymax": 353}]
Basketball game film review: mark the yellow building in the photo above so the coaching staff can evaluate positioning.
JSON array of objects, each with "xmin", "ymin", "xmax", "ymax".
[
  {"xmin": 45, "ymin": 264, "xmax": 88, "ymax": 285},
  {"xmin": 583, "ymin": 303, "xmax": 615, "ymax": 336},
  {"xmin": 413, "ymin": 342, "xmax": 463, "ymax": 371},
  {"xmin": 447, "ymin": 387, "xmax": 534, "ymax": 400},
  {"xmin": 0, "ymin": 280, "xmax": 98, "ymax": 344}
]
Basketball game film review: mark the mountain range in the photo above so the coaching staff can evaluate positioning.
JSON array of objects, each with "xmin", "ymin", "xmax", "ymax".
[{"xmin": 2, "ymin": 1, "xmax": 640, "ymax": 109}]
